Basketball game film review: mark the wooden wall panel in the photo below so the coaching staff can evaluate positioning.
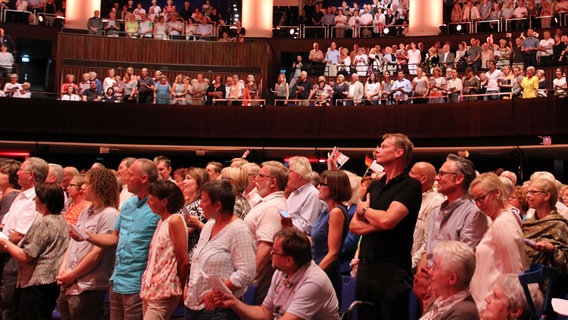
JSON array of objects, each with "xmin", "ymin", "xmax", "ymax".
[{"xmin": 56, "ymin": 34, "xmax": 272, "ymax": 93}]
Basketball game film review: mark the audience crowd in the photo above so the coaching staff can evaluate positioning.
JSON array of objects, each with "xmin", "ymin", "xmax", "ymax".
[
  {"xmin": 16, "ymin": 33, "xmax": 562, "ymax": 106},
  {"xmin": 0, "ymin": 133, "xmax": 567, "ymax": 319},
  {"xmin": 3, "ymin": 1, "xmax": 568, "ymax": 105},
  {"xmin": 3, "ymin": 31, "xmax": 568, "ymax": 105}
]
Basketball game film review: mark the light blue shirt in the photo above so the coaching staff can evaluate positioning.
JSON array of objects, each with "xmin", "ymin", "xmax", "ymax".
[
  {"xmin": 110, "ymin": 196, "xmax": 160, "ymax": 294},
  {"xmin": 391, "ymin": 78, "xmax": 412, "ymax": 100},
  {"xmin": 325, "ymin": 49, "xmax": 340, "ymax": 65}
]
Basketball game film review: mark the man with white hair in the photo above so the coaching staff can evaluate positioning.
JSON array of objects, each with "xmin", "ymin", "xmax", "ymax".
[
  {"xmin": 286, "ymin": 156, "xmax": 322, "ymax": 234},
  {"xmin": 242, "ymin": 162, "xmax": 261, "ymax": 208},
  {"xmin": 47, "ymin": 163, "xmax": 69, "ymax": 212},
  {"xmin": 244, "ymin": 161, "xmax": 288, "ymax": 304},
  {"xmin": 348, "ymin": 73, "xmax": 365, "ymax": 105},
  {"xmin": 420, "ymin": 241, "xmax": 479, "ymax": 319},
  {"xmin": 500, "ymin": 170, "xmax": 517, "ymax": 186}
]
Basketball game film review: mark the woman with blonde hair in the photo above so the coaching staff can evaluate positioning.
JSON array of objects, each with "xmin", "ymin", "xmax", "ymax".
[
  {"xmin": 468, "ymin": 172, "xmax": 526, "ymax": 311},
  {"xmin": 220, "ymin": 166, "xmax": 250, "ymax": 219},
  {"xmin": 61, "ymin": 74, "xmax": 78, "ymax": 96},
  {"xmin": 274, "ymin": 73, "xmax": 289, "ymax": 106},
  {"xmin": 171, "ymin": 74, "xmax": 188, "ymax": 105},
  {"xmin": 124, "ymin": 13, "xmax": 139, "ymax": 38}
]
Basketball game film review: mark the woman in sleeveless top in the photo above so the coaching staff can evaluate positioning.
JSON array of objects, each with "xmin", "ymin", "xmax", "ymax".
[
  {"xmin": 140, "ymin": 180, "xmax": 188, "ymax": 319},
  {"xmin": 312, "ymin": 170, "xmax": 351, "ymax": 302}
]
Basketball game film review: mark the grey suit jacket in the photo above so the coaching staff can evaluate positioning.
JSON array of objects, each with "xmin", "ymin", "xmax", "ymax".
[{"xmin": 440, "ymin": 52, "xmax": 455, "ymax": 68}]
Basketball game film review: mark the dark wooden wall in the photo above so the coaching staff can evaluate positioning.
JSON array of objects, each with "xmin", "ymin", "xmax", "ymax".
[
  {"xmin": 55, "ymin": 34, "xmax": 273, "ymax": 93},
  {"xmin": 1, "ymin": 96, "xmax": 567, "ymax": 150}
]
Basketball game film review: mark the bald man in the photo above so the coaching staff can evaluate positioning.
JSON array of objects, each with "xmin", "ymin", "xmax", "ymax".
[
  {"xmin": 409, "ymin": 162, "xmax": 445, "ymax": 271},
  {"xmin": 500, "ymin": 170, "xmax": 517, "ymax": 186}
]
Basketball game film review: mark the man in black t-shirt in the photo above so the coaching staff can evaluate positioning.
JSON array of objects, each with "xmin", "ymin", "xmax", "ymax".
[{"xmin": 350, "ymin": 133, "xmax": 422, "ymax": 320}]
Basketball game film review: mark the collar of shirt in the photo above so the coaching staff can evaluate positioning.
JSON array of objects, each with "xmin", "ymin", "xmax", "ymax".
[
  {"xmin": 424, "ymin": 291, "xmax": 470, "ymax": 320},
  {"xmin": 259, "ymin": 191, "xmax": 285, "ymax": 203},
  {"xmin": 136, "ymin": 196, "xmax": 149, "ymax": 208},
  {"xmin": 292, "ymin": 182, "xmax": 311, "ymax": 195},
  {"xmin": 439, "ymin": 193, "xmax": 471, "ymax": 214},
  {"xmin": 20, "ymin": 187, "xmax": 36, "ymax": 200}
]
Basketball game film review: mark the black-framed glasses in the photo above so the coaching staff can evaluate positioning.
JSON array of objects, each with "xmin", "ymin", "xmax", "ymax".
[
  {"xmin": 437, "ymin": 170, "xmax": 459, "ymax": 177},
  {"xmin": 318, "ymin": 182, "xmax": 328, "ymax": 187},
  {"xmin": 472, "ymin": 189, "xmax": 495, "ymax": 203},
  {"xmin": 257, "ymin": 173, "xmax": 274, "ymax": 179},
  {"xmin": 527, "ymin": 190, "xmax": 547, "ymax": 196},
  {"xmin": 270, "ymin": 248, "xmax": 287, "ymax": 256}
]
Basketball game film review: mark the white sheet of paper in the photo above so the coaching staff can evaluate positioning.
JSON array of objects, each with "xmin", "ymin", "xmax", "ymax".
[
  {"xmin": 68, "ymin": 224, "xmax": 90, "ymax": 241},
  {"xmin": 207, "ymin": 276, "xmax": 232, "ymax": 296},
  {"xmin": 552, "ymin": 298, "xmax": 568, "ymax": 316}
]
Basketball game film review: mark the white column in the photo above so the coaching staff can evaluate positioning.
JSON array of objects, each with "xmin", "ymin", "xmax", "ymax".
[
  {"xmin": 242, "ymin": 0, "xmax": 274, "ymax": 38},
  {"xmin": 406, "ymin": 0, "xmax": 443, "ymax": 36},
  {"xmin": 65, "ymin": 0, "xmax": 101, "ymax": 30}
]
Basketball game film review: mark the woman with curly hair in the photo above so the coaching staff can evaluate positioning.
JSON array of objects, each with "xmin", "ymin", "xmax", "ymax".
[
  {"xmin": 56, "ymin": 167, "xmax": 119, "ymax": 320},
  {"xmin": 509, "ymin": 185, "xmax": 528, "ymax": 220}
]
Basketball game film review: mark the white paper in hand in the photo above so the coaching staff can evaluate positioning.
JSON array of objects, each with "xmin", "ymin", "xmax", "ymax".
[
  {"xmin": 207, "ymin": 275, "xmax": 232, "ymax": 296},
  {"xmin": 68, "ymin": 224, "xmax": 90, "ymax": 241},
  {"xmin": 552, "ymin": 298, "xmax": 568, "ymax": 316}
]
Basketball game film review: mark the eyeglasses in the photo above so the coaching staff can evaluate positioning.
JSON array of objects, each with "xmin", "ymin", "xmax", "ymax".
[
  {"xmin": 472, "ymin": 189, "xmax": 494, "ymax": 203},
  {"xmin": 69, "ymin": 184, "xmax": 78, "ymax": 188},
  {"xmin": 527, "ymin": 190, "xmax": 547, "ymax": 196},
  {"xmin": 318, "ymin": 182, "xmax": 328, "ymax": 187},
  {"xmin": 270, "ymin": 248, "xmax": 287, "ymax": 256},
  {"xmin": 437, "ymin": 170, "xmax": 459, "ymax": 177},
  {"xmin": 257, "ymin": 173, "xmax": 274, "ymax": 180}
]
